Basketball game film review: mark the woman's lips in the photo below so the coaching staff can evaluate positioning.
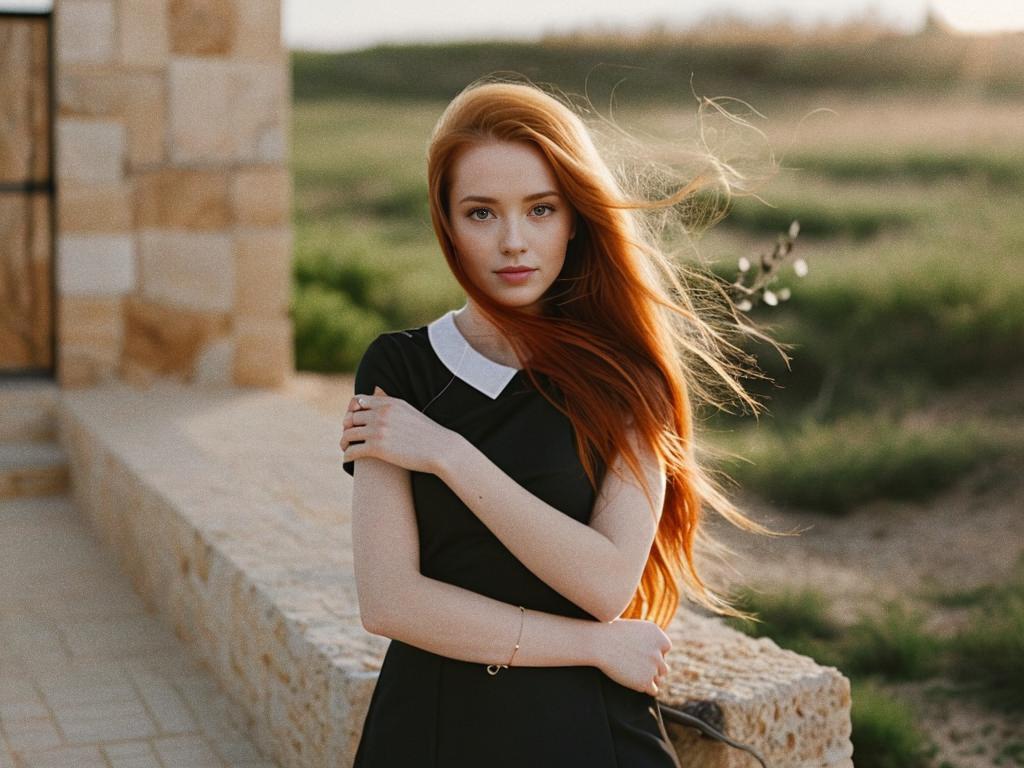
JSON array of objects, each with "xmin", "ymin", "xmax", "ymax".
[{"xmin": 495, "ymin": 268, "xmax": 537, "ymax": 284}]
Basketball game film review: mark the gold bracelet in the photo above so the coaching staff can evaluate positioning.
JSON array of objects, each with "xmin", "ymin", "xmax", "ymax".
[{"xmin": 486, "ymin": 605, "xmax": 525, "ymax": 675}]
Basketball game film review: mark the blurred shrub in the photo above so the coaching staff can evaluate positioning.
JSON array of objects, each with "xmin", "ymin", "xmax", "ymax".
[
  {"xmin": 842, "ymin": 600, "xmax": 944, "ymax": 680},
  {"xmin": 290, "ymin": 283, "xmax": 386, "ymax": 372},
  {"xmin": 722, "ymin": 196, "xmax": 919, "ymax": 239},
  {"xmin": 723, "ymin": 585, "xmax": 844, "ymax": 666},
  {"xmin": 294, "ymin": 248, "xmax": 384, "ymax": 307},
  {"xmin": 717, "ymin": 273, "xmax": 1024, "ymax": 419},
  {"xmin": 944, "ymin": 554, "xmax": 1024, "ymax": 711},
  {"xmin": 784, "ymin": 151, "xmax": 1024, "ymax": 190},
  {"xmin": 716, "ymin": 414, "xmax": 1006, "ymax": 513},
  {"xmin": 849, "ymin": 678, "xmax": 935, "ymax": 768}
]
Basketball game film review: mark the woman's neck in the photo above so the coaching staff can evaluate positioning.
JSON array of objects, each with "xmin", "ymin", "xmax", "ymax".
[{"xmin": 453, "ymin": 302, "xmax": 524, "ymax": 370}]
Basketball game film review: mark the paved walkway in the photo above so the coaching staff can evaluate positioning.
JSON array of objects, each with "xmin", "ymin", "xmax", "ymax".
[{"xmin": 0, "ymin": 493, "xmax": 280, "ymax": 768}]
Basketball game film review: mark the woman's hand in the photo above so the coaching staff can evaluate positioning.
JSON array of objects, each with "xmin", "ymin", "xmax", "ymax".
[
  {"xmin": 591, "ymin": 618, "xmax": 672, "ymax": 696},
  {"xmin": 340, "ymin": 386, "xmax": 457, "ymax": 475}
]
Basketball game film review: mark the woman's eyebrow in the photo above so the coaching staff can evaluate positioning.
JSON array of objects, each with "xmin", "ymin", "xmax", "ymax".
[{"xmin": 458, "ymin": 190, "xmax": 561, "ymax": 204}]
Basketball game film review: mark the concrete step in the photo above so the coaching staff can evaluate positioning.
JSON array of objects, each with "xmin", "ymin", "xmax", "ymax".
[
  {"xmin": 0, "ymin": 441, "xmax": 69, "ymax": 500},
  {"xmin": 0, "ymin": 378, "xmax": 61, "ymax": 441}
]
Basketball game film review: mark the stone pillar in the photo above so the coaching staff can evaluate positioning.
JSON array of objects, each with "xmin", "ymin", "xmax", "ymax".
[{"xmin": 53, "ymin": 0, "xmax": 293, "ymax": 389}]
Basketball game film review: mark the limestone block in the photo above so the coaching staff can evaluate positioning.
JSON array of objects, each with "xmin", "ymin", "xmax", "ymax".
[
  {"xmin": 56, "ymin": 0, "xmax": 115, "ymax": 64},
  {"xmin": 0, "ymin": 383, "xmax": 60, "ymax": 442},
  {"xmin": 660, "ymin": 612, "xmax": 853, "ymax": 767},
  {"xmin": 59, "ymin": 345, "xmax": 118, "ymax": 388},
  {"xmin": 169, "ymin": 58, "xmax": 287, "ymax": 164},
  {"xmin": 193, "ymin": 334, "xmax": 234, "ymax": 386},
  {"xmin": 167, "ymin": 58, "xmax": 232, "ymax": 162},
  {"xmin": 57, "ymin": 69, "xmax": 166, "ymax": 167},
  {"xmin": 119, "ymin": 0, "xmax": 169, "ymax": 67},
  {"xmin": 139, "ymin": 230, "xmax": 234, "ymax": 312},
  {"xmin": 58, "ymin": 295, "xmax": 123, "ymax": 353},
  {"xmin": 142, "ymin": 495, "xmax": 187, "ymax": 619},
  {"xmin": 234, "ymin": 229, "xmax": 292, "ymax": 318},
  {"xmin": 169, "ymin": 0, "xmax": 236, "ymax": 56},
  {"xmin": 118, "ymin": 356, "xmax": 161, "ymax": 389},
  {"xmin": 57, "ymin": 234, "xmax": 135, "ymax": 295},
  {"xmin": 224, "ymin": 574, "xmax": 279, "ymax": 725},
  {"xmin": 121, "ymin": 295, "xmax": 231, "ymax": 381},
  {"xmin": 232, "ymin": 0, "xmax": 283, "ymax": 61},
  {"xmin": 58, "ymin": 180, "xmax": 134, "ymax": 232},
  {"xmin": 231, "ymin": 167, "xmax": 291, "ymax": 227},
  {"xmin": 233, "ymin": 316, "xmax": 292, "ymax": 388},
  {"xmin": 56, "ymin": 119, "xmax": 126, "ymax": 183},
  {"xmin": 135, "ymin": 169, "xmax": 230, "ymax": 229},
  {"xmin": 130, "ymin": 108, "xmax": 168, "ymax": 168},
  {"xmin": 256, "ymin": 122, "xmax": 288, "ymax": 164},
  {"xmin": 98, "ymin": 455, "xmax": 146, "ymax": 569},
  {"xmin": 327, "ymin": 667, "xmax": 378, "ymax": 767}
]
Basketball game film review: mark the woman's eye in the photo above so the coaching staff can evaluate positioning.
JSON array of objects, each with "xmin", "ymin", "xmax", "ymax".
[{"xmin": 467, "ymin": 204, "xmax": 553, "ymax": 220}]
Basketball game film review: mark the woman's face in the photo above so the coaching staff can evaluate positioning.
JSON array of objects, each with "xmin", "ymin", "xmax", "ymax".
[{"xmin": 447, "ymin": 140, "xmax": 577, "ymax": 314}]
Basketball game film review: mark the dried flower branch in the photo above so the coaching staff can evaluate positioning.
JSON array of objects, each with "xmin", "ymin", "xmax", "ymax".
[{"xmin": 727, "ymin": 220, "xmax": 805, "ymax": 311}]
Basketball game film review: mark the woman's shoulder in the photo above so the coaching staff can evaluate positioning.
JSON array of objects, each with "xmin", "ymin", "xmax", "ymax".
[
  {"xmin": 356, "ymin": 324, "xmax": 435, "ymax": 385},
  {"xmin": 366, "ymin": 324, "xmax": 431, "ymax": 361}
]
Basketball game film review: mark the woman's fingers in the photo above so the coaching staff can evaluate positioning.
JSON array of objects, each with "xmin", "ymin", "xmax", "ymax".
[
  {"xmin": 343, "ymin": 409, "xmax": 370, "ymax": 428},
  {"xmin": 339, "ymin": 425, "xmax": 369, "ymax": 450},
  {"xmin": 348, "ymin": 394, "xmax": 374, "ymax": 413}
]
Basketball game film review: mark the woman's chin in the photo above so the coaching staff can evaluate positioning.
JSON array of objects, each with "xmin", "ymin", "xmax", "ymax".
[{"xmin": 482, "ymin": 286, "xmax": 545, "ymax": 307}]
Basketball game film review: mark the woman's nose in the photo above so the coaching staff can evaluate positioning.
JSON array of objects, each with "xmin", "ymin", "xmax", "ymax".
[{"xmin": 500, "ymin": 221, "xmax": 527, "ymax": 255}]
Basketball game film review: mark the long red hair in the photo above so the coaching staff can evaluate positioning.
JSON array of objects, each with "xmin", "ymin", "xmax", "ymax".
[{"xmin": 426, "ymin": 77, "xmax": 789, "ymax": 627}]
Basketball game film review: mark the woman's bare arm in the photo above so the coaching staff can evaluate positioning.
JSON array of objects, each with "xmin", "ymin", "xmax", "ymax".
[
  {"xmin": 352, "ymin": 454, "xmax": 602, "ymax": 668},
  {"xmin": 372, "ymin": 572, "xmax": 602, "ymax": 669},
  {"xmin": 434, "ymin": 428, "xmax": 666, "ymax": 623}
]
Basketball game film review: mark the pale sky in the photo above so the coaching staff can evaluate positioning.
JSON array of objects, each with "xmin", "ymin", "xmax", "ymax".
[
  {"xmin": 3, "ymin": 0, "xmax": 1022, "ymax": 49},
  {"xmin": 283, "ymin": 0, "xmax": 1024, "ymax": 51}
]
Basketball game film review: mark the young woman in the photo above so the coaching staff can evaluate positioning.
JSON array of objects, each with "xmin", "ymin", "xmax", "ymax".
[{"xmin": 340, "ymin": 78, "xmax": 781, "ymax": 767}]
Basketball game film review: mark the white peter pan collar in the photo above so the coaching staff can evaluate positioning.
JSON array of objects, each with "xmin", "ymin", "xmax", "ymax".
[{"xmin": 427, "ymin": 308, "xmax": 520, "ymax": 399}]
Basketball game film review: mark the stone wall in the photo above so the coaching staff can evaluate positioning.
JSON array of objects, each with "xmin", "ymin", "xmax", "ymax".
[
  {"xmin": 59, "ymin": 382, "xmax": 855, "ymax": 768},
  {"xmin": 54, "ymin": 0, "xmax": 293, "ymax": 389}
]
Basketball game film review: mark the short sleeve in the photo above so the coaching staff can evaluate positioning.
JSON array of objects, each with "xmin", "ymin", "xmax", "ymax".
[{"xmin": 342, "ymin": 333, "xmax": 408, "ymax": 477}]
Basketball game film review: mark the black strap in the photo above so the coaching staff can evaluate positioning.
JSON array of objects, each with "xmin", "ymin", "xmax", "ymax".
[{"xmin": 657, "ymin": 701, "xmax": 772, "ymax": 768}]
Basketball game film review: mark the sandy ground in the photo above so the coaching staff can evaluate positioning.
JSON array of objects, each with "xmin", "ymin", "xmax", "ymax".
[{"xmin": 284, "ymin": 369, "xmax": 1024, "ymax": 767}]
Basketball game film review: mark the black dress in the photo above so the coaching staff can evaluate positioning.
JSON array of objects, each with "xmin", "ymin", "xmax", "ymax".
[{"xmin": 342, "ymin": 308, "xmax": 680, "ymax": 768}]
